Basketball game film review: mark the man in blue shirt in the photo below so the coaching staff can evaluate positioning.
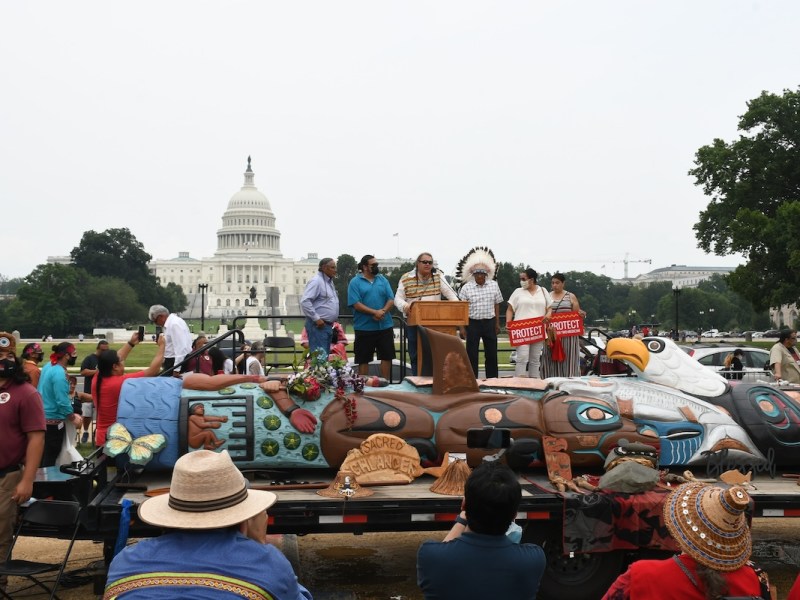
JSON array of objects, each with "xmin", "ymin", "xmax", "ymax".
[
  {"xmin": 105, "ymin": 450, "xmax": 311, "ymax": 599},
  {"xmin": 417, "ymin": 461, "xmax": 546, "ymax": 599},
  {"xmin": 300, "ymin": 258, "xmax": 339, "ymax": 357},
  {"xmin": 348, "ymin": 255, "xmax": 396, "ymax": 379}
]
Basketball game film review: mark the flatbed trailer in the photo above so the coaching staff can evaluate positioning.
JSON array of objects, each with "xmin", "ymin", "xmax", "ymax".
[{"xmin": 31, "ymin": 459, "xmax": 800, "ymax": 600}]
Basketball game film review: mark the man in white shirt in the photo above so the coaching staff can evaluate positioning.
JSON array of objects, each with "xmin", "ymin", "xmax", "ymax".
[{"xmin": 149, "ymin": 305, "xmax": 193, "ymax": 373}]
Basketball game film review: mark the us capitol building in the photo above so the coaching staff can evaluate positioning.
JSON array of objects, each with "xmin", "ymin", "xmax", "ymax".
[{"xmin": 149, "ymin": 158, "xmax": 406, "ymax": 320}]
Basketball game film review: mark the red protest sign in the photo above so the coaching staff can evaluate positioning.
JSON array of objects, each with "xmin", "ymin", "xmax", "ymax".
[
  {"xmin": 507, "ymin": 318, "xmax": 546, "ymax": 347},
  {"xmin": 549, "ymin": 311, "xmax": 584, "ymax": 338}
]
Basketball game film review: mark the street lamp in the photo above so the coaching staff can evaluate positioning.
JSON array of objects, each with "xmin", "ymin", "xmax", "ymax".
[
  {"xmin": 708, "ymin": 308, "xmax": 715, "ymax": 329},
  {"xmin": 673, "ymin": 286, "xmax": 681, "ymax": 340},
  {"xmin": 699, "ymin": 310, "xmax": 705, "ymax": 336},
  {"xmin": 198, "ymin": 283, "xmax": 208, "ymax": 332}
]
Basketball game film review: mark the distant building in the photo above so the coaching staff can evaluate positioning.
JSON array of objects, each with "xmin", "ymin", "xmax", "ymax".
[
  {"xmin": 628, "ymin": 264, "xmax": 735, "ymax": 288},
  {"xmin": 770, "ymin": 305, "xmax": 798, "ymax": 329},
  {"xmin": 147, "ymin": 158, "xmax": 411, "ymax": 319}
]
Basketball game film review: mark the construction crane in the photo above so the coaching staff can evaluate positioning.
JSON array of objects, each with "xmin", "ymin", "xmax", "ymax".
[
  {"xmin": 612, "ymin": 253, "xmax": 652, "ymax": 279},
  {"xmin": 540, "ymin": 253, "xmax": 652, "ymax": 278}
]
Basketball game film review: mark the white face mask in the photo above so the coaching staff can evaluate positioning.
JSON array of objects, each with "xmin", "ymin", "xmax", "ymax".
[{"xmin": 520, "ymin": 280, "xmax": 529, "ymax": 288}]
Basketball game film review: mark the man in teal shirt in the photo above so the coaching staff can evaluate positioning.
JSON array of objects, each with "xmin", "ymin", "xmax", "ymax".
[
  {"xmin": 37, "ymin": 342, "xmax": 82, "ymax": 466},
  {"xmin": 348, "ymin": 255, "xmax": 395, "ymax": 379}
]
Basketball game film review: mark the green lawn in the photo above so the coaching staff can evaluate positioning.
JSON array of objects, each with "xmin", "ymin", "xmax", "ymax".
[{"xmin": 64, "ymin": 335, "xmax": 771, "ymax": 373}]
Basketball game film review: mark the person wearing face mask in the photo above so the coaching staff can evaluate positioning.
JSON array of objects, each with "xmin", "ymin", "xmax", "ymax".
[
  {"xmin": 0, "ymin": 333, "xmax": 45, "ymax": 595},
  {"xmin": 37, "ymin": 342, "xmax": 83, "ymax": 467},
  {"xmin": 348, "ymin": 254, "xmax": 396, "ymax": 379},
  {"xmin": 94, "ymin": 332, "xmax": 166, "ymax": 447},
  {"xmin": 506, "ymin": 268, "xmax": 553, "ymax": 378},
  {"xmin": 21, "ymin": 342, "xmax": 44, "ymax": 387}
]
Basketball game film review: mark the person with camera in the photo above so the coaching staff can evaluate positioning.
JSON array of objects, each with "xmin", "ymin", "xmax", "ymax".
[
  {"xmin": 93, "ymin": 332, "xmax": 165, "ymax": 447},
  {"xmin": 417, "ymin": 461, "xmax": 545, "ymax": 599},
  {"xmin": 148, "ymin": 304, "xmax": 192, "ymax": 373}
]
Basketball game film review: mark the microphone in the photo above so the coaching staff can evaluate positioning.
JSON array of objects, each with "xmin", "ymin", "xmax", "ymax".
[
  {"xmin": 431, "ymin": 267, "xmax": 437, "ymax": 274},
  {"xmin": 436, "ymin": 269, "xmax": 458, "ymax": 300}
]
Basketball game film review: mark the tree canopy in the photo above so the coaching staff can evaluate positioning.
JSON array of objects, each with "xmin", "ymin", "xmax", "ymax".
[
  {"xmin": 71, "ymin": 228, "xmax": 187, "ymax": 311},
  {"xmin": 333, "ymin": 254, "xmax": 358, "ymax": 316},
  {"xmin": 0, "ymin": 229, "xmax": 187, "ymax": 337},
  {"xmin": 691, "ymin": 87, "xmax": 800, "ymax": 310}
]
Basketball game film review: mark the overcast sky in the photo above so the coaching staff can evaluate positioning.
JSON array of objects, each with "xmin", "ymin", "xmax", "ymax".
[{"xmin": 3, "ymin": 1, "xmax": 797, "ymax": 282}]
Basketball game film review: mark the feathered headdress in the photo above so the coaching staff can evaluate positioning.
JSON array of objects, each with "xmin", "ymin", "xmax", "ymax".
[{"xmin": 455, "ymin": 247, "xmax": 497, "ymax": 288}]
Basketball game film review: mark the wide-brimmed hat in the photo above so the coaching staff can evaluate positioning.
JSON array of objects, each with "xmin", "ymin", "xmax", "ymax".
[
  {"xmin": 664, "ymin": 482, "xmax": 751, "ymax": 571},
  {"xmin": 139, "ymin": 450, "xmax": 276, "ymax": 529}
]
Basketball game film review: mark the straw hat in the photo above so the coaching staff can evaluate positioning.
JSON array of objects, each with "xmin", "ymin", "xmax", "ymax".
[
  {"xmin": 139, "ymin": 450, "xmax": 277, "ymax": 529},
  {"xmin": 664, "ymin": 482, "xmax": 751, "ymax": 571}
]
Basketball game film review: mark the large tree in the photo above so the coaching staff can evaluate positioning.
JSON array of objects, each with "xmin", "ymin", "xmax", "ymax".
[
  {"xmin": 71, "ymin": 228, "xmax": 153, "ymax": 282},
  {"xmin": 70, "ymin": 227, "xmax": 186, "ymax": 311},
  {"xmin": 691, "ymin": 87, "xmax": 800, "ymax": 310},
  {"xmin": 11, "ymin": 264, "xmax": 94, "ymax": 336},
  {"xmin": 334, "ymin": 254, "xmax": 358, "ymax": 318}
]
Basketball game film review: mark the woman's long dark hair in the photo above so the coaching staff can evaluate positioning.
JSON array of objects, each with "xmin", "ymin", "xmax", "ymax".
[
  {"xmin": 5, "ymin": 355, "xmax": 29, "ymax": 384},
  {"xmin": 208, "ymin": 346, "xmax": 226, "ymax": 374},
  {"xmin": 94, "ymin": 349, "xmax": 120, "ymax": 411},
  {"xmin": 696, "ymin": 564, "xmax": 728, "ymax": 600}
]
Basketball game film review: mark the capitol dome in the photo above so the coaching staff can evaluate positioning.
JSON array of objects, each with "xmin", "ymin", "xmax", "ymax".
[{"xmin": 216, "ymin": 157, "xmax": 281, "ymax": 256}]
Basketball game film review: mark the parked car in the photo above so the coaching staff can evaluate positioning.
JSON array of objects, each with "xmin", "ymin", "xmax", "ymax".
[
  {"xmin": 762, "ymin": 329, "xmax": 782, "ymax": 338},
  {"xmin": 700, "ymin": 329, "xmax": 719, "ymax": 338},
  {"xmin": 681, "ymin": 345, "xmax": 773, "ymax": 382}
]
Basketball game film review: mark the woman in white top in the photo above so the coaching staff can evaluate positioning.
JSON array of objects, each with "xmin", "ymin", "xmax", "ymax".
[{"xmin": 506, "ymin": 268, "xmax": 552, "ymax": 378}]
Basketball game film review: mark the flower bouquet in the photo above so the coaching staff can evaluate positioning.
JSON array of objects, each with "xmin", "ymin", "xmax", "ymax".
[{"xmin": 286, "ymin": 349, "xmax": 365, "ymax": 427}]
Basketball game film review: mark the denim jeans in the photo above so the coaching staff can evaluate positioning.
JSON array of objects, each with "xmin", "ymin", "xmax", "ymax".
[
  {"xmin": 305, "ymin": 318, "xmax": 333, "ymax": 358},
  {"xmin": 514, "ymin": 341, "xmax": 544, "ymax": 378}
]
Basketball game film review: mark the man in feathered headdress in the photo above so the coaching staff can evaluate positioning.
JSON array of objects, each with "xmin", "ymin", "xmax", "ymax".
[{"xmin": 457, "ymin": 248, "xmax": 503, "ymax": 379}]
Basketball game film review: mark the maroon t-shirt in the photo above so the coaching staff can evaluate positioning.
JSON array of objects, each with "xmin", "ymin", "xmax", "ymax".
[{"xmin": 0, "ymin": 379, "xmax": 46, "ymax": 469}]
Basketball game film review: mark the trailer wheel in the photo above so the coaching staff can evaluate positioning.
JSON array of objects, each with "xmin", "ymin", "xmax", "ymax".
[{"xmin": 525, "ymin": 527, "xmax": 624, "ymax": 600}]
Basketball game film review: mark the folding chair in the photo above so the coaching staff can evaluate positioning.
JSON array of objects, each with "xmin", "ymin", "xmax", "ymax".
[
  {"xmin": 0, "ymin": 500, "xmax": 82, "ymax": 600},
  {"xmin": 263, "ymin": 336, "xmax": 299, "ymax": 375}
]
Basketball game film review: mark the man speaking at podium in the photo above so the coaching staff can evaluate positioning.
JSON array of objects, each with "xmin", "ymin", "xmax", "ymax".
[{"xmin": 394, "ymin": 252, "xmax": 458, "ymax": 375}]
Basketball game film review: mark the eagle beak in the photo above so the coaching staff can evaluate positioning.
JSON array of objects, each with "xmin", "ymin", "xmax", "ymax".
[{"xmin": 606, "ymin": 338, "xmax": 649, "ymax": 371}]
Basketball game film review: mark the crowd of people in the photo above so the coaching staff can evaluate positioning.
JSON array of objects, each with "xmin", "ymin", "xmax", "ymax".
[{"xmin": 6, "ymin": 260, "xmax": 800, "ymax": 598}]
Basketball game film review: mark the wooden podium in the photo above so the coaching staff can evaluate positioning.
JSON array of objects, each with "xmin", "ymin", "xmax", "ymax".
[{"xmin": 408, "ymin": 301, "xmax": 469, "ymax": 375}]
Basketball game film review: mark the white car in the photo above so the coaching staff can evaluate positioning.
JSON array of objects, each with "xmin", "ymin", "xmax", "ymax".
[{"xmin": 681, "ymin": 345, "xmax": 773, "ymax": 382}]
